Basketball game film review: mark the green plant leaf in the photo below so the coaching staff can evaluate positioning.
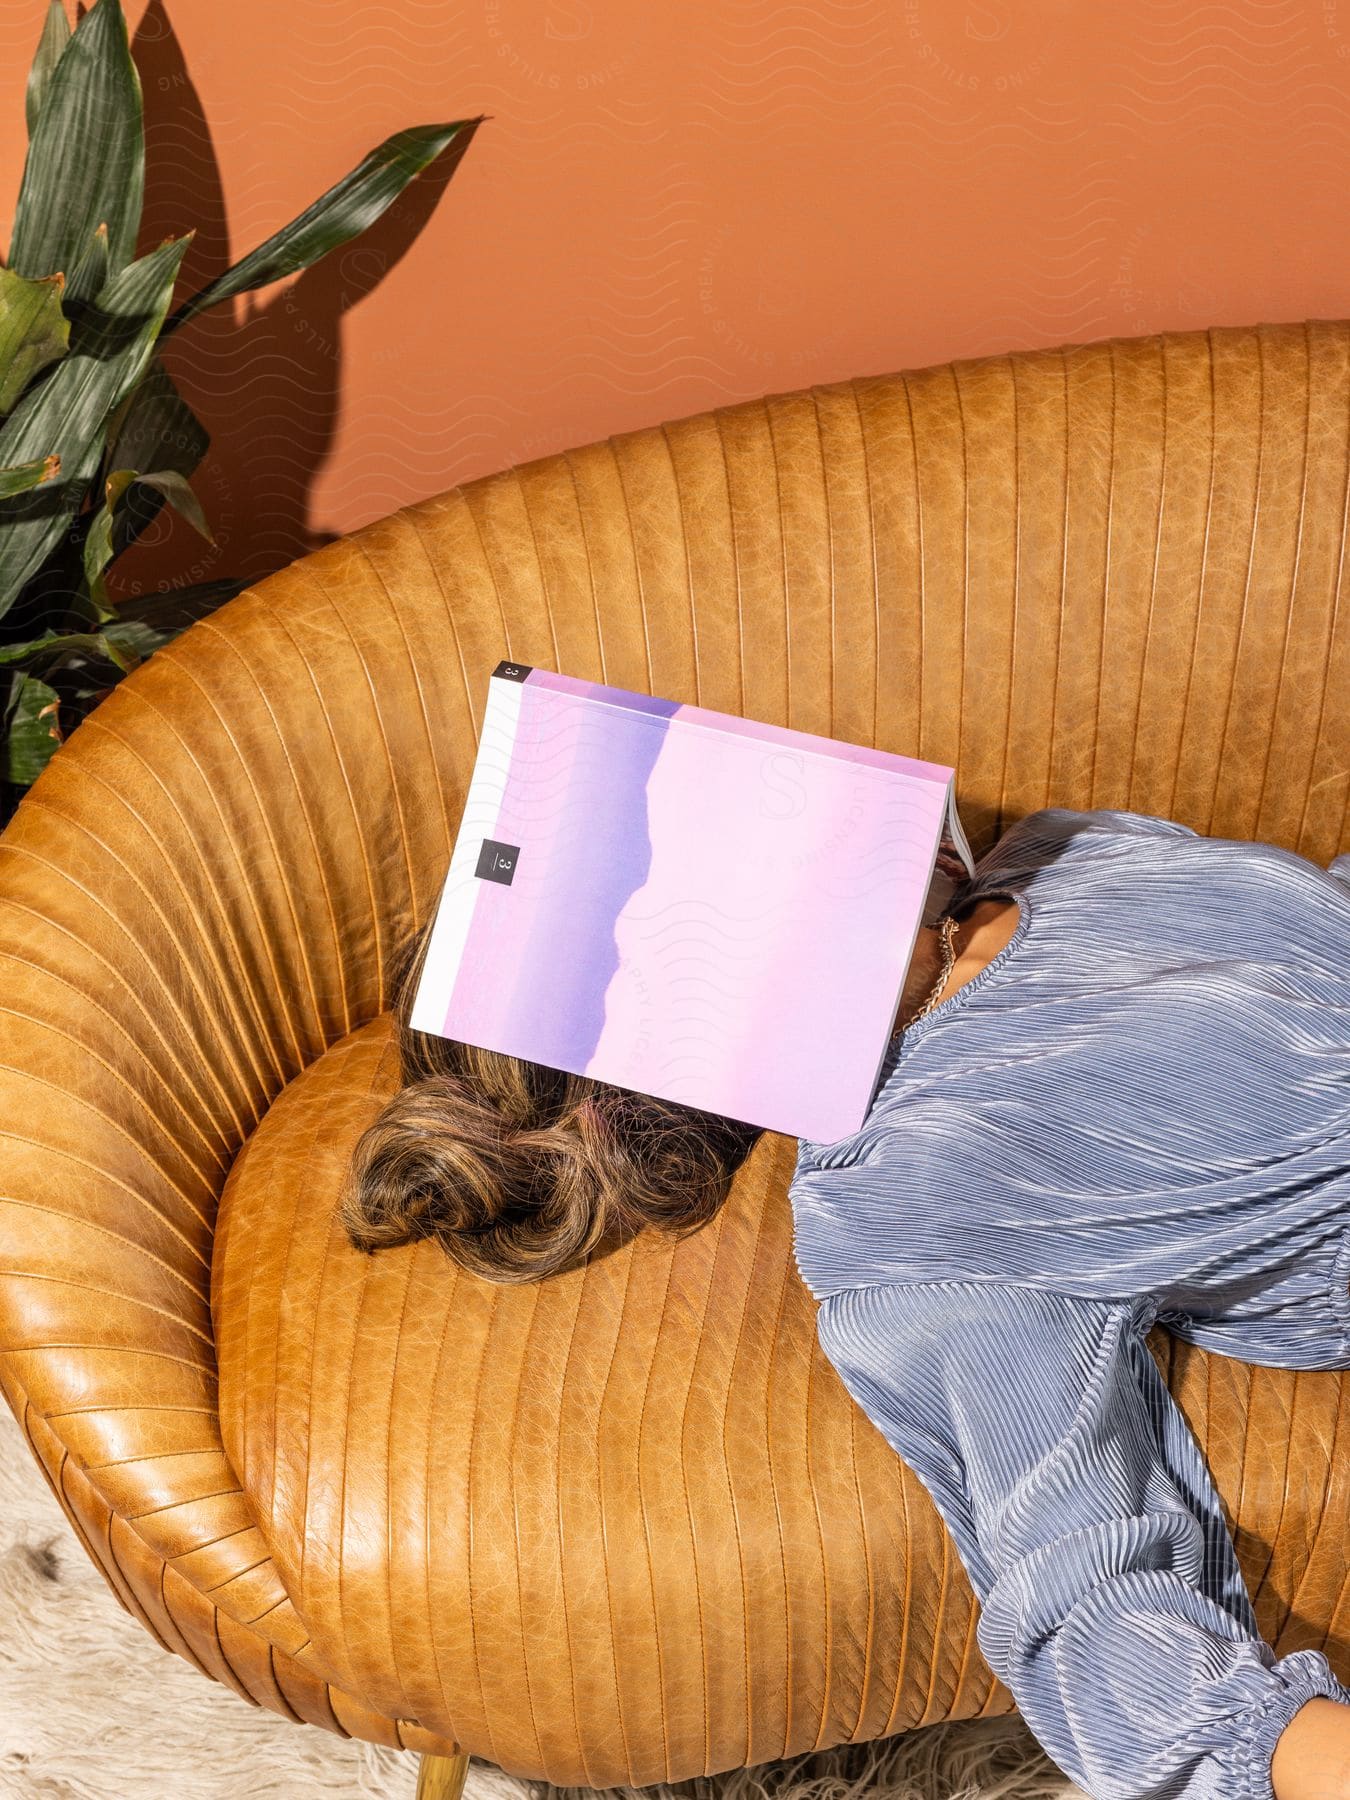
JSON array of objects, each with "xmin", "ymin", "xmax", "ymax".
[
  {"xmin": 109, "ymin": 352, "xmax": 208, "ymax": 477},
  {"xmin": 81, "ymin": 464, "xmax": 138, "ymax": 604},
  {"xmin": 25, "ymin": 0, "xmax": 72, "ymax": 139},
  {"xmin": 0, "ymin": 454, "xmax": 60, "ymax": 499},
  {"xmin": 76, "ymin": 457, "xmax": 212, "ymax": 612},
  {"xmin": 5, "ymin": 672, "xmax": 62, "ymax": 784},
  {"xmin": 100, "ymin": 353, "xmax": 210, "ymax": 557},
  {"xmin": 163, "ymin": 116, "xmax": 485, "ymax": 335},
  {"xmin": 0, "ymin": 267, "xmax": 70, "ymax": 415},
  {"xmin": 0, "ymin": 616, "xmax": 160, "ymax": 673},
  {"xmin": 10, "ymin": 0, "xmax": 144, "ymax": 303},
  {"xmin": 134, "ymin": 469, "xmax": 212, "ymax": 541},
  {"xmin": 110, "ymin": 575, "xmax": 247, "ymax": 638},
  {"xmin": 101, "ymin": 615, "xmax": 167, "ymax": 661},
  {"xmin": 67, "ymin": 220, "xmax": 110, "ymax": 309},
  {"xmin": 0, "ymin": 232, "xmax": 192, "ymax": 620},
  {"xmin": 0, "ymin": 627, "xmax": 104, "ymax": 665},
  {"xmin": 78, "ymin": 463, "xmax": 210, "ymax": 616},
  {"xmin": 93, "ymin": 623, "xmax": 141, "ymax": 672}
]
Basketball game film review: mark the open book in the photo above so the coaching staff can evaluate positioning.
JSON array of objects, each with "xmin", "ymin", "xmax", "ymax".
[{"xmin": 410, "ymin": 662, "xmax": 975, "ymax": 1142}]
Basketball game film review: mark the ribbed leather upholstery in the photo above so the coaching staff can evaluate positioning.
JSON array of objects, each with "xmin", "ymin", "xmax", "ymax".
[{"xmin": 1, "ymin": 319, "xmax": 1347, "ymax": 1782}]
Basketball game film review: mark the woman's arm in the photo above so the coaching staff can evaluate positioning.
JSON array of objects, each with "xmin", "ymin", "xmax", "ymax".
[
  {"xmin": 1271, "ymin": 1698, "xmax": 1350, "ymax": 1800},
  {"xmin": 814, "ymin": 1278, "xmax": 1350, "ymax": 1800}
]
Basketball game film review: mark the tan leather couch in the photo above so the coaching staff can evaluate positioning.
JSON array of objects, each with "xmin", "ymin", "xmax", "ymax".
[{"xmin": 1, "ymin": 318, "xmax": 1346, "ymax": 1789}]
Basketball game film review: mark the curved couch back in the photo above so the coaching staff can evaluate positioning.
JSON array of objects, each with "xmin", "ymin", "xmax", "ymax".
[{"xmin": 0, "ymin": 318, "xmax": 1346, "ymax": 1771}]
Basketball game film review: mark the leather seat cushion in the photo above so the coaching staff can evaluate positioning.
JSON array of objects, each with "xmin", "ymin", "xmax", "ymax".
[{"xmin": 210, "ymin": 1013, "xmax": 1349, "ymax": 1777}]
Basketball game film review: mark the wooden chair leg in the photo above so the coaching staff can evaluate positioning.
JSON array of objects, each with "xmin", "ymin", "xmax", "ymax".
[{"xmin": 416, "ymin": 1752, "xmax": 471, "ymax": 1800}]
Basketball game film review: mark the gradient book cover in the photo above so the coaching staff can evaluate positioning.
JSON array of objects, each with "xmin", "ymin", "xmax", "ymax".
[{"xmin": 410, "ymin": 661, "xmax": 976, "ymax": 1142}]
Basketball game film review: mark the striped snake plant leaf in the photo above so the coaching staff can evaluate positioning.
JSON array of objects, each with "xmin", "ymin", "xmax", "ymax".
[
  {"xmin": 2, "ymin": 579, "xmax": 249, "ymax": 689},
  {"xmin": 0, "ymin": 626, "xmax": 122, "ymax": 666},
  {"xmin": 4, "ymin": 672, "xmax": 62, "ymax": 785},
  {"xmin": 10, "ymin": 0, "xmax": 144, "ymax": 305},
  {"xmin": 68, "ymin": 219, "xmax": 111, "ymax": 312},
  {"xmin": 102, "ymin": 575, "xmax": 247, "ymax": 642},
  {"xmin": 0, "ymin": 232, "xmax": 192, "ymax": 618},
  {"xmin": 162, "ymin": 116, "xmax": 485, "ymax": 336},
  {"xmin": 100, "ymin": 351, "xmax": 211, "ymax": 557},
  {"xmin": 108, "ymin": 351, "xmax": 209, "ymax": 478},
  {"xmin": 24, "ymin": 0, "xmax": 71, "ymax": 140},
  {"xmin": 0, "ymin": 267, "xmax": 70, "ymax": 415},
  {"xmin": 2, "ymin": 617, "xmax": 148, "ymax": 803},
  {"xmin": 0, "ymin": 455, "xmax": 60, "ymax": 500}
]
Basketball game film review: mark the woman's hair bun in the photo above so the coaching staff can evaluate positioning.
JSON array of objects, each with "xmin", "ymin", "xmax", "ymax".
[{"xmin": 340, "ymin": 1072, "xmax": 612, "ymax": 1282}]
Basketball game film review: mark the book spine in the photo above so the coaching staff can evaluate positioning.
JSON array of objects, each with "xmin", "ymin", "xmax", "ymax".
[
  {"xmin": 408, "ymin": 667, "xmax": 529, "ymax": 1037},
  {"xmin": 943, "ymin": 783, "xmax": 977, "ymax": 879}
]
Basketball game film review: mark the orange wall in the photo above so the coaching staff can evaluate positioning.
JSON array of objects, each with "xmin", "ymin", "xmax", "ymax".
[{"xmin": 3, "ymin": 0, "xmax": 1350, "ymax": 594}]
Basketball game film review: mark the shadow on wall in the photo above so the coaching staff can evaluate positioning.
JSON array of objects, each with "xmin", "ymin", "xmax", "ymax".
[{"xmin": 115, "ymin": 0, "xmax": 477, "ymax": 601}]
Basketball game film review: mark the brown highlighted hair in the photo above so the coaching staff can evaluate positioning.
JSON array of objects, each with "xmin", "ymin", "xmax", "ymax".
[{"xmin": 339, "ymin": 916, "xmax": 762, "ymax": 1284}]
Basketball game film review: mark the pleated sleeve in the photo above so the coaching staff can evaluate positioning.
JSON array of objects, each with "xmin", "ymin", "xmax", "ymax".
[{"xmin": 814, "ymin": 1279, "xmax": 1350, "ymax": 1800}]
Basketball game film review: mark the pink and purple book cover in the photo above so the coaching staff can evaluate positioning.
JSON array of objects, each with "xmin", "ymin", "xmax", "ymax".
[{"xmin": 409, "ymin": 661, "xmax": 975, "ymax": 1144}]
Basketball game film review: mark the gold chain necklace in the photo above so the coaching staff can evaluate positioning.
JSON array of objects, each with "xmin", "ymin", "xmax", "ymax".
[{"xmin": 904, "ymin": 912, "xmax": 961, "ymax": 1031}]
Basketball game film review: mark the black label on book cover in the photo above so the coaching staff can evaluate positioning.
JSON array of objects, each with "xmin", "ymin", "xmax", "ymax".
[
  {"xmin": 492, "ymin": 660, "xmax": 532, "ymax": 683},
  {"xmin": 476, "ymin": 838, "xmax": 520, "ymax": 884}
]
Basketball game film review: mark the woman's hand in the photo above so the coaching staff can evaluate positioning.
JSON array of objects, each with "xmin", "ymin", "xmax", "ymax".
[{"xmin": 1271, "ymin": 1697, "xmax": 1350, "ymax": 1799}]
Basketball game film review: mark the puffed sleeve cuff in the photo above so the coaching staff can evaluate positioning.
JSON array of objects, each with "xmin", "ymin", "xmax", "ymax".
[{"xmin": 1222, "ymin": 1648, "xmax": 1350, "ymax": 1800}]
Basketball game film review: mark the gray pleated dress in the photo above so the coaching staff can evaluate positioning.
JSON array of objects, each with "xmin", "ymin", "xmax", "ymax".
[{"xmin": 788, "ymin": 806, "xmax": 1350, "ymax": 1800}]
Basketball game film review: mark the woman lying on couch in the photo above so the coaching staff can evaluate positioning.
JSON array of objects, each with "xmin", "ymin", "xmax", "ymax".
[{"xmin": 343, "ymin": 804, "xmax": 1350, "ymax": 1800}]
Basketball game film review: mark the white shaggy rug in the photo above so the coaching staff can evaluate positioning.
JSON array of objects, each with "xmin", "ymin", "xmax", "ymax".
[{"xmin": 0, "ymin": 1403, "xmax": 1083, "ymax": 1800}]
